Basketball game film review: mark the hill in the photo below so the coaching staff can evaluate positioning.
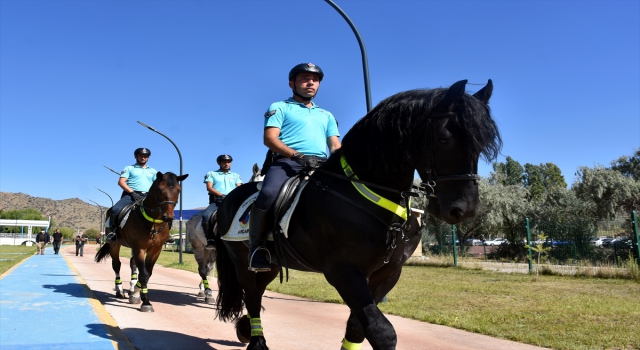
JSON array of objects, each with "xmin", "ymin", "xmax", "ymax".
[{"xmin": 0, "ymin": 192, "xmax": 107, "ymax": 230}]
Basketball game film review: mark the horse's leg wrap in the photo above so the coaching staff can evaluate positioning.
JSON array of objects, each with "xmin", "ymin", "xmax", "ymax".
[
  {"xmin": 115, "ymin": 277, "xmax": 124, "ymax": 296},
  {"xmin": 203, "ymin": 279, "xmax": 210, "ymax": 290},
  {"xmin": 249, "ymin": 316, "xmax": 264, "ymax": 337},
  {"xmin": 130, "ymin": 273, "xmax": 138, "ymax": 293},
  {"xmin": 341, "ymin": 338, "xmax": 363, "ymax": 350}
]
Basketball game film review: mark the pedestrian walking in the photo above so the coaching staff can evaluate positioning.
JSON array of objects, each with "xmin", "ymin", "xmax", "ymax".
[
  {"xmin": 35, "ymin": 230, "xmax": 50, "ymax": 255},
  {"xmin": 75, "ymin": 232, "xmax": 87, "ymax": 257},
  {"xmin": 52, "ymin": 229, "xmax": 63, "ymax": 254}
]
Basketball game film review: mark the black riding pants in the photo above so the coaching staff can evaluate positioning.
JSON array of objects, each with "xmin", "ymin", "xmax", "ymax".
[{"xmin": 254, "ymin": 158, "xmax": 303, "ymax": 211}]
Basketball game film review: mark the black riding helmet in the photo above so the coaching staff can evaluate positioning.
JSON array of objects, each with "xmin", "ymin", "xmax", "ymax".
[
  {"xmin": 288, "ymin": 63, "xmax": 324, "ymax": 82},
  {"xmin": 134, "ymin": 148, "xmax": 151, "ymax": 157},
  {"xmin": 289, "ymin": 63, "xmax": 324, "ymax": 102},
  {"xmin": 217, "ymin": 154, "xmax": 233, "ymax": 162}
]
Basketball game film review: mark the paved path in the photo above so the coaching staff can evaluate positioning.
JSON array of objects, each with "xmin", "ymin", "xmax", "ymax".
[
  {"xmin": 1, "ymin": 245, "xmax": 548, "ymax": 349},
  {"xmin": 0, "ymin": 245, "xmax": 131, "ymax": 350}
]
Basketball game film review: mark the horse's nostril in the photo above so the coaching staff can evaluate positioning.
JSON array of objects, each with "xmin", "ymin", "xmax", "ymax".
[{"xmin": 450, "ymin": 208, "xmax": 464, "ymax": 220}]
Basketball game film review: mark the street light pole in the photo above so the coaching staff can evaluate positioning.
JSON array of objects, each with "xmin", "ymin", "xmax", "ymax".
[
  {"xmin": 94, "ymin": 187, "xmax": 114, "ymax": 207},
  {"xmin": 137, "ymin": 120, "xmax": 184, "ymax": 264},
  {"xmin": 87, "ymin": 199, "xmax": 104, "ymax": 236},
  {"xmin": 324, "ymin": 0, "xmax": 372, "ymax": 112}
]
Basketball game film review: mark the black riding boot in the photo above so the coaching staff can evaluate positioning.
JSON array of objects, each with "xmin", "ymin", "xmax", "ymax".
[
  {"xmin": 105, "ymin": 214, "xmax": 118, "ymax": 243},
  {"xmin": 203, "ymin": 218, "xmax": 215, "ymax": 251},
  {"xmin": 247, "ymin": 206, "xmax": 271, "ymax": 272}
]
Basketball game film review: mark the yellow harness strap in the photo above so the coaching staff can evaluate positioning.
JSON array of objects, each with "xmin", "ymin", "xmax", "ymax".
[
  {"xmin": 341, "ymin": 338, "xmax": 363, "ymax": 350},
  {"xmin": 141, "ymin": 200, "xmax": 164, "ymax": 223},
  {"xmin": 341, "ymin": 155, "xmax": 408, "ymax": 220}
]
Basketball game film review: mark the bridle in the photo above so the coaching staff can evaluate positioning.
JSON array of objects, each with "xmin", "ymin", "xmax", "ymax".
[
  {"xmin": 419, "ymin": 111, "xmax": 481, "ymax": 198},
  {"xmin": 139, "ymin": 182, "xmax": 178, "ymax": 229}
]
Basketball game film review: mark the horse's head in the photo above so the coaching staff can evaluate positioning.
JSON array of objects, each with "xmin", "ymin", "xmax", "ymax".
[
  {"xmin": 415, "ymin": 80, "xmax": 501, "ymax": 224},
  {"xmin": 152, "ymin": 171, "xmax": 189, "ymax": 221}
]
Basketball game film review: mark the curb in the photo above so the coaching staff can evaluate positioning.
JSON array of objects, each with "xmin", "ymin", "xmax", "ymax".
[{"xmin": 63, "ymin": 252, "xmax": 136, "ymax": 350}]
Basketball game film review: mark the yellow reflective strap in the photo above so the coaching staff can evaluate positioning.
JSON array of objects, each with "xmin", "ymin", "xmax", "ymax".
[
  {"xmin": 141, "ymin": 199, "xmax": 164, "ymax": 223},
  {"xmin": 341, "ymin": 155, "xmax": 407, "ymax": 220},
  {"xmin": 115, "ymin": 279, "xmax": 122, "ymax": 284},
  {"xmin": 250, "ymin": 317, "xmax": 263, "ymax": 337},
  {"xmin": 141, "ymin": 288, "xmax": 148, "ymax": 294},
  {"xmin": 131, "ymin": 274, "xmax": 138, "ymax": 280},
  {"xmin": 136, "ymin": 281, "xmax": 142, "ymax": 288},
  {"xmin": 341, "ymin": 338, "xmax": 363, "ymax": 350},
  {"xmin": 203, "ymin": 280, "xmax": 210, "ymax": 289}
]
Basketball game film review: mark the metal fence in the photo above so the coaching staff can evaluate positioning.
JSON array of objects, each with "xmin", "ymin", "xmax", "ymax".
[{"xmin": 421, "ymin": 211, "xmax": 640, "ymax": 269}]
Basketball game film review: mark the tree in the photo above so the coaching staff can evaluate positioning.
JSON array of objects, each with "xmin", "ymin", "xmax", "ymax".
[
  {"xmin": 572, "ymin": 166, "xmax": 640, "ymax": 219},
  {"xmin": 610, "ymin": 148, "xmax": 640, "ymax": 180},
  {"xmin": 524, "ymin": 162, "xmax": 567, "ymax": 201},
  {"xmin": 492, "ymin": 156, "xmax": 524, "ymax": 187},
  {"xmin": 85, "ymin": 228, "xmax": 100, "ymax": 239}
]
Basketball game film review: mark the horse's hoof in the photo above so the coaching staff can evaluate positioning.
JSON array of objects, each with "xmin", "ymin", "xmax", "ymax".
[
  {"xmin": 129, "ymin": 296, "xmax": 141, "ymax": 304},
  {"xmin": 116, "ymin": 292, "xmax": 125, "ymax": 299},
  {"xmin": 140, "ymin": 304, "xmax": 154, "ymax": 312},
  {"xmin": 197, "ymin": 291, "xmax": 205, "ymax": 298},
  {"xmin": 235, "ymin": 316, "xmax": 251, "ymax": 344},
  {"xmin": 205, "ymin": 296, "xmax": 216, "ymax": 304}
]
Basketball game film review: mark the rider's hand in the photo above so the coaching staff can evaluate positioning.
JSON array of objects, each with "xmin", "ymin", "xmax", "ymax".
[
  {"xmin": 290, "ymin": 152, "xmax": 307, "ymax": 167},
  {"xmin": 130, "ymin": 192, "xmax": 143, "ymax": 202}
]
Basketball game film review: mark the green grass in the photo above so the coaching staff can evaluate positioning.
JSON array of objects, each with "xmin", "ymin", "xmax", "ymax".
[
  {"xmin": 129, "ymin": 249, "xmax": 640, "ymax": 349},
  {"xmin": 0, "ymin": 245, "xmax": 37, "ymax": 275}
]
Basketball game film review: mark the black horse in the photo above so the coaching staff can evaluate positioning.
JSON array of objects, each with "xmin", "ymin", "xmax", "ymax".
[{"xmin": 214, "ymin": 80, "xmax": 501, "ymax": 349}]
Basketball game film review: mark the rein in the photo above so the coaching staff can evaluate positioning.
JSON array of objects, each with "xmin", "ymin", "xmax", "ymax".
[{"xmin": 137, "ymin": 185, "xmax": 177, "ymax": 235}]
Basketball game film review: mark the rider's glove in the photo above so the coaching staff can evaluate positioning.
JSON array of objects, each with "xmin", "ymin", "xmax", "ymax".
[
  {"xmin": 290, "ymin": 152, "xmax": 307, "ymax": 167},
  {"xmin": 129, "ymin": 192, "xmax": 143, "ymax": 202}
]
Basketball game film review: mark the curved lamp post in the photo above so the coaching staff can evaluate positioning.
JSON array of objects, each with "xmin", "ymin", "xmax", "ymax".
[
  {"xmin": 104, "ymin": 165, "xmax": 121, "ymax": 176},
  {"xmin": 137, "ymin": 120, "xmax": 185, "ymax": 264},
  {"xmin": 324, "ymin": 0, "xmax": 372, "ymax": 112},
  {"xmin": 94, "ymin": 187, "xmax": 114, "ymax": 207},
  {"xmin": 86, "ymin": 199, "xmax": 105, "ymax": 235}
]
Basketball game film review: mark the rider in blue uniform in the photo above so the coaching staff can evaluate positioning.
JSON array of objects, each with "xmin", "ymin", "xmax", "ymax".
[
  {"xmin": 105, "ymin": 147, "xmax": 158, "ymax": 243},
  {"xmin": 203, "ymin": 154, "xmax": 242, "ymax": 249},
  {"xmin": 248, "ymin": 63, "xmax": 341, "ymax": 272}
]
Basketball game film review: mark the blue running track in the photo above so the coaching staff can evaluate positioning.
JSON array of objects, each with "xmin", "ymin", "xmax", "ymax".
[{"xmin": 0, "ymin": 246, "xmax": 126, "ymax": 350}]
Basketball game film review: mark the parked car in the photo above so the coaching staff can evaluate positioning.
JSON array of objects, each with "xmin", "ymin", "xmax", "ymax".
[
  {"xmin": 464, "ymin": 239, "xmax": 483, "ymax": 246},
  {"xmin": 484, "ymin": 238, "xmax": 508, "ymax": 246},
  {"xmin": 591, "ymin": 237, "xmax": 610, "ymax": 247},
  {"xmin": 601, "ymin": 238, "xmax": 615, "ymax": 248}
]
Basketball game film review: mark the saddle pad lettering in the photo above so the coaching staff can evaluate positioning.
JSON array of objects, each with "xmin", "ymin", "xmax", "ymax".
[
  {"xmin": 279, "ymin": 181, "xmax": 308, "ymax": 238},
  {"xmin": 221, "ymin": 192, "xmax": 274, "ymax": 242}
]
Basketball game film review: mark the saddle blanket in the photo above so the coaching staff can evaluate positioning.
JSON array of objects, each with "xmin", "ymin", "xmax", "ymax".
[{"xmin": 222, "ymin": 182, "xmax": 308, "ymax": 241}]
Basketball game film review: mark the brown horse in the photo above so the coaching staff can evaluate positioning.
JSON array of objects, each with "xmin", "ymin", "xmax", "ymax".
[{"xmin": 95, "ymin": 171, "xmax": 188, "ymax": 312}]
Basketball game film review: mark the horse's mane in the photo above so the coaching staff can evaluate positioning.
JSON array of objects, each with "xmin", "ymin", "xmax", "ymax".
[{"xmin": 340, "ymin": 88, "xmax": 502, "ymax": 175}]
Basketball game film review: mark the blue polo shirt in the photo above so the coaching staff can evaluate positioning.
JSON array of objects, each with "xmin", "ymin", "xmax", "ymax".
[
  {"xmin": 120, "ymin": 164, "xmax": 157, "ymax": 192},
  {"xmin": 204, "ymin": 170, "xmax": 242, "ymax": 195},
  {"xmin": 264, "ymin": 98, "xmax": 340, "ymax": 157}
]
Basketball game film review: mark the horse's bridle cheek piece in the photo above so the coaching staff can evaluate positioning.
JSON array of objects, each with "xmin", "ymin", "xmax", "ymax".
[{"xmin": 419, "ymin": 112, "xmax": 480, "ymax": 198}]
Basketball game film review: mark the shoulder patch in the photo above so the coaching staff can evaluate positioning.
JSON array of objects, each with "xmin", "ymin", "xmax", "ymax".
[{"xmin": 264, "ymin": 110, "xmax": 277, "ymax": 118}]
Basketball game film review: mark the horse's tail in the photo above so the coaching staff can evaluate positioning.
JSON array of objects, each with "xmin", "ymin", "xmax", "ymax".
[
  {"xmin": 95, "ymin": 242, "xmax": 111, "ymax": 263},
  {"xmin": 214, "ymin": 230, "xmax": 245, "ymax": 322}
]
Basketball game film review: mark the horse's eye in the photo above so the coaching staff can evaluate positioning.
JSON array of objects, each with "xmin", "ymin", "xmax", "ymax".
[{"xmin": 439, "ymin": 139, "xmax": 450, "ymax": 144}]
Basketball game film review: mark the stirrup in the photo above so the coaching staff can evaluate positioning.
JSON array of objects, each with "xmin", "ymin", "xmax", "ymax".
[
  {"xmin": 248, "ymin": 247, "xmax": 271, "ymax": 272},
  {"xmin": 105, "ymin": 233, "xmax": 117, "ymax": 243},
  {"xmin": 205, "ymin": 239, "xmax": 215, "ymax": 251}
]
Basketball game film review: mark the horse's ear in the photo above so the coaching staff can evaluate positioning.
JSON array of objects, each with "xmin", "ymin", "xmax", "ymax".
[
  {"xmin": 253, "ymin": 163, "xmax": 260, "ymax": 174},
  {"xmin": 156, "ymin": 171, "xmax": 163, "ymax": 179},
  {"xmin": 472, "ymin": 79, "xmax": 493, "ymax": 105},
  {"xmin": 177, "ymin": 174, "xmax": 189, "ymax": 181},
  {"xmin": 435, "ymin": 80, "xmax": 467, "ymax": 111}
]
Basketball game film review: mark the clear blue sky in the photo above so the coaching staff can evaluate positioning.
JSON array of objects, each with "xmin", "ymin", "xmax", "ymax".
[{"xmin": 1, "ymin": 0, "xmax": 638, "ymax": 210}]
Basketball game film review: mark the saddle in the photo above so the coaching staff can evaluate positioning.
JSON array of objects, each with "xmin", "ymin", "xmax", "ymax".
[{"xmin": 111, "ymin": 200, "xmax": 142, "ymax": 230}]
